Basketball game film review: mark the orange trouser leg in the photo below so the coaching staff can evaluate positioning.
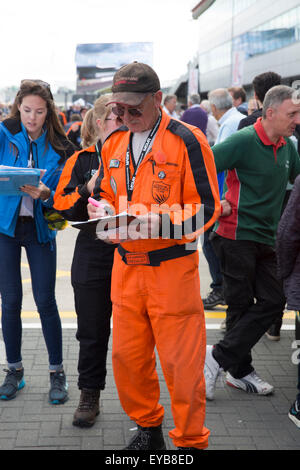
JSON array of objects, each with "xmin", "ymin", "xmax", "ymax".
[
  {"xmin": 111, "ymin": 253, "xmax": 164, "ymax": 427},
  {"xmin": 147, "ymin": 252, "xmax": 209, "ymax": 449},
  {"xmin": 112, "ymin": 301, "xmax": 165, "ymax": 427},
  {"xmin": 111, "ymin": 250, "xmax": 209, "ymax": 449},
  {"xmin": 152, "ymin": 311, "xmax": 209, "ymax": 448}
]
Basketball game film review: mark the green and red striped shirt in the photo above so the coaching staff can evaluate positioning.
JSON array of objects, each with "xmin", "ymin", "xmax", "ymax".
[{"xmin": 213, "ymin": 118, "xmax": 300, "ymax": 246}]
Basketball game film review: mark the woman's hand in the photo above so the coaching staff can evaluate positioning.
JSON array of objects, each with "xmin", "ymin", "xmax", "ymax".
[
  {"xmin": 87, "ymin": 199, "xmax": 114, "ymax": 219},
  {"xmin": 86, "ymin": 171, "xmax": 99, "ymax": 194},
  {"xmin": 21, "ymin": 181, "xmax": 51, "ymax": 201}
]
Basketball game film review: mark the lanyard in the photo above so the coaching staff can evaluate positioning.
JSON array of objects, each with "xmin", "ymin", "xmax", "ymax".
[
  {"xmin": 28, "ymin": 140, "xmax": 38, "ymax": 168},
  {"xmin": 95, "ymin": 141, "xmax": 102, "ymax": 165},
  {"xmin": 28, "ymin": 142, "xmax": 34, "ymax": 168},
  {"xmin": 125, "ymin": 112, "xmax": 161, "ymax": 203},
  {"xmin": 86, "ymin": 142, "xmax": 102, "ymax": 181}
]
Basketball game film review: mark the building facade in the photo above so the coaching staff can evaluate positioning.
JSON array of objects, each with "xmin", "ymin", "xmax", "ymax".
[{"xmin": 191, "ymin": 0, "xmax": 300, "ymax": 96}]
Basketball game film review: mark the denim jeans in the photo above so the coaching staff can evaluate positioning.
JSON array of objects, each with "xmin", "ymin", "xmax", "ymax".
[{"xmin": 0, "ymin": 218, "xmax": 62, "ymax": 368}]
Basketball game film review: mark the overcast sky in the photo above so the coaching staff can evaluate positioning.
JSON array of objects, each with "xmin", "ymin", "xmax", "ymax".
[{"xmin": 1, "ymin": 0, "xmax": 199, "ymax": 91}]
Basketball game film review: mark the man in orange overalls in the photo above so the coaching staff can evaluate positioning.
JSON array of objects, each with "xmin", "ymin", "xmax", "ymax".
[{"xmin": 88, "ymin": 62, "xmax": 221, "ymax": 450}]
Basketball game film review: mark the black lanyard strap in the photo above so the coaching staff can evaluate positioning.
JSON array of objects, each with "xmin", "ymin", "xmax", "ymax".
[
  {"xmin": 125, "ymin": 112, "xmax": 161, "ymax": 203},
  {"xmin": 29, "ymin": 141, "xmax": 38, "ymax": 168}
]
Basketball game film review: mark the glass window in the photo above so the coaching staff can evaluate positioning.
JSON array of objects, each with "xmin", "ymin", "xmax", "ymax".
[
  {"xmin": 199, "ymin": 40, "xmax": 231, "ymax": 73},
  {"xmin": 233, "ymin": 6, "xmax": 300, "ymax": 60},
  {"xmin": 198, "ymin": 5, "xmax": 300, "ymax": 76}
]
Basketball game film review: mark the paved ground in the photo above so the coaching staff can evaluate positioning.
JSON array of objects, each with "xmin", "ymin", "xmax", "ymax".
[
  {"xmin": 0, "ymin": 228, "xmax": 299, "ymax": 452},
  {"xmin": 0, "ymin": 329, "xmax": 298, "ymax": 452}
]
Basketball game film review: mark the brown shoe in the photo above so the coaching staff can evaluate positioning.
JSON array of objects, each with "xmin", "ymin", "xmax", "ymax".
[{"xmin": 72, "ymin": 388, "xmax": 100, "ymax": 427}]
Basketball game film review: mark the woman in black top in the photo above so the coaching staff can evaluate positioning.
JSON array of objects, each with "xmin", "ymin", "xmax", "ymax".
[{"xmin": 54, "ymin": 94, "xmax": 122, "ymax": 427}]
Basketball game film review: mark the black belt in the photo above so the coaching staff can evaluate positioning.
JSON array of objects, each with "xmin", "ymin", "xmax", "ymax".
[
  {"xmin": 118, "ymin": 243, "xmax": 196, "ymax": 266},
  {"xmin": 18, "ymin": 216, "xmax": 34, "ymax": 223}
]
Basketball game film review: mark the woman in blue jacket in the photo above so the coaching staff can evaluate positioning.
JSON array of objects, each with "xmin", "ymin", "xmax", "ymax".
[{"xmin": 0, "ymin": 80, "xmax": 74, "ymax": 404}]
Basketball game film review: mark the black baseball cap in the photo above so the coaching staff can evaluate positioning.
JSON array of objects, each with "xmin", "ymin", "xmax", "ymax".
[{"xmin": 108, "ymin": 62, "xmax": 161, "ymax": 106}]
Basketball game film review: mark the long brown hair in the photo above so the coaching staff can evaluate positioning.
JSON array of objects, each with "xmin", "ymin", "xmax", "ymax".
[{"xmin": 9, "ymin": 80, "xmax": 68, "ymax": 154}]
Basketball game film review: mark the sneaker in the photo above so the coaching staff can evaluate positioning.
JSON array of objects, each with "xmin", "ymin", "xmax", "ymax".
[
  {"xmin": 0, "ymin": 368, "xmax": 25, "ymax": 400},
  {"xmin": 203, "ymin": 289, "xmax": 225, "ymax": 309},
  {"xmin": 226, "ymin": 371, "xmax": 274, "ymax": 395},
  {"xmin": 204, "ymin": 345, "xmax": 222, "ymax": 400},
  {"xmin": 49, "ymin": 370, "xmax": 68, "ymax": 405},
  {"xmin": 73, "ymin": 388, "xmax": 100, "ymax": 428},
  {"xmin": 265, "ymin": 323, "xmax": 281, "ymax": 341},
  {"xmin": 124, "ymin": 424, "xmax": 166, "ymax": 450},
  {"xmin": 288, "ymin": 399, "xmax": 300, "ymax": 428}
]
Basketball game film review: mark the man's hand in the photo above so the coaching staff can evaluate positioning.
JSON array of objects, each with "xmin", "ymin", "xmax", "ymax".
[
  {"xmin": 96, "ymin": 212, "xmax": 162, "ymax": 244},
  {"xmin": 220, "ymin": 199, "xmax": 232, "ymax": 217},
  {"xmin": 97, "ymin": 225, "xmax": 128, "ymax": 244},
  {"xmin": 135, "ymin": 212, "xmax": 162, "ymax": 239}
]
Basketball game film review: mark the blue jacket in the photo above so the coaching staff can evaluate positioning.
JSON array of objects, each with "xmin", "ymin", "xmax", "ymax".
[{"xmin": 0, "ymin": 118, "xmax": 74, "ymax": 243}]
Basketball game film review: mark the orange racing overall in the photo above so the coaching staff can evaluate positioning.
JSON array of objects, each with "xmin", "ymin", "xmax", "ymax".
[{"xmin": 98, "ymin": 109, "xmax": 220, "ymax": 449}]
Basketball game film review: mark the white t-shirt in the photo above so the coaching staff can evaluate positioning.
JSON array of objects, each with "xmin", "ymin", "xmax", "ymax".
[
  {"xmin": 131, "ymin": 130, "xmax": 156, "ymax": 165},
  {"xmin": 19, "ymin": 137, "xmax": 34, "ymax": 217}
]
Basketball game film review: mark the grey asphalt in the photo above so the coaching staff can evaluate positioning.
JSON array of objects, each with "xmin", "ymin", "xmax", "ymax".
[{"xmin": 0, "ymin": 228, "xmax": 299, "ymax": 451}]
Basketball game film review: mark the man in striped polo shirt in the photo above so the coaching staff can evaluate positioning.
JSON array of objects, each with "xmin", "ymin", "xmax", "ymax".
[{"xmin": 205, "ymin": 85, "xmax": 300, "ymax": 400}]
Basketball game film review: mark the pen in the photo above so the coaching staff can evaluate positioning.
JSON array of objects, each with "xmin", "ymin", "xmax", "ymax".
[{"xmin": 88, "ymin": 197, "xmax": 114, "ymax": 215}]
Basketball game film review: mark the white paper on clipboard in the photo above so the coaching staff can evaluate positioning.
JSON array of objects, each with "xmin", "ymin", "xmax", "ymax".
[{"xmin": 71, "ymin": 211, "xmax": 137, "ymax": 233}]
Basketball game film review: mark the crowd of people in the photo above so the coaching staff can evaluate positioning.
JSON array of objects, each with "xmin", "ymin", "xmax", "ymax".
[
  {"xmin": 0, "ymin": 63, "xmax": 299, "ymax": 451},
  {"xmin": 0, "ymin": 103, "xmax": 11, "ymax": 121}
]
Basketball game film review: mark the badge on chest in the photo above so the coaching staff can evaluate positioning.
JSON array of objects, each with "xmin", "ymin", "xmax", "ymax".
[
  {"xmin": 109, "ymin": 159, "xmax": 121, "ymax": 169},
  {"xmin": 152, "ymin": 181, "xmax": 170, "ymax": 204}
]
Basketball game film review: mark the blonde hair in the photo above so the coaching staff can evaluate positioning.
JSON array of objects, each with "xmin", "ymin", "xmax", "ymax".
[
  {"xmin": 81, "ymin": 94, "xmax": 114, "ymax": 148},
  {"xmin": 80, "ymin": 109, "xmax": 96, "ymax": 148}
]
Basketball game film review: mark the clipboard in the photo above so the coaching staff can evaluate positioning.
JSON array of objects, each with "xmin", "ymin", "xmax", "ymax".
[
  {"xmin": 71, "ymin": 211, "xmax": 137, "ymax": 235},
  {"xmin": 0, "ymin": 166, "xmax": 43, "ymax": 196}
]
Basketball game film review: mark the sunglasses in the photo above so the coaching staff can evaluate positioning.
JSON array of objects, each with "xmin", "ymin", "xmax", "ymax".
[
  {"xmin": 112, "ymin": 105, "xmax": 143, "ymax": 118},
  {"xmin": 111, "ymin": 93, "xmax": 155, "ymax": 118}
]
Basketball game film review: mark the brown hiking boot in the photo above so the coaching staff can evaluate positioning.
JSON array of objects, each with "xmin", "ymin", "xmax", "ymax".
[{"xmin": 72, "ymin": 388, "xmax": 100, "ymax": 428}]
